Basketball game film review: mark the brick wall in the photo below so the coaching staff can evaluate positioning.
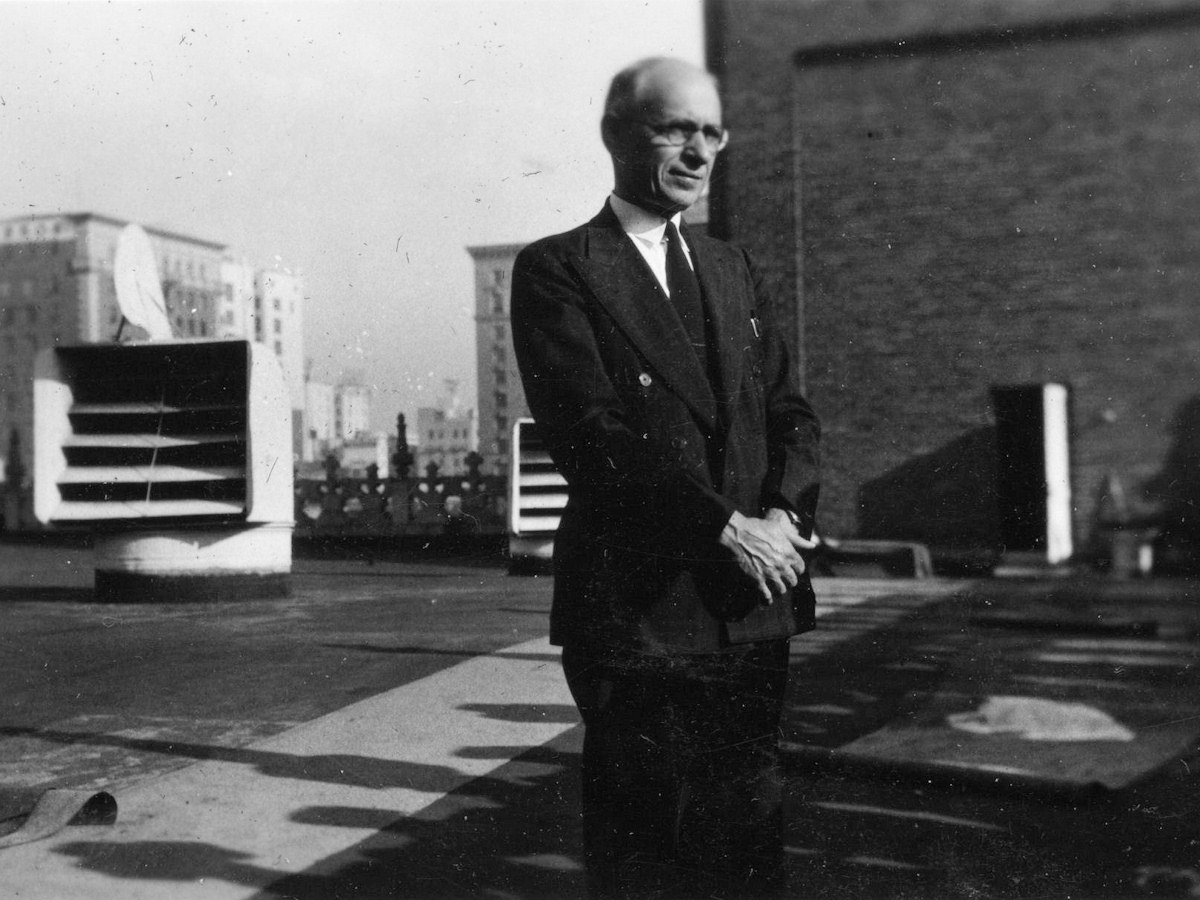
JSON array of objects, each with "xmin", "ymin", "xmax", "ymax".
[{"xmin": 710, "ymin": 0, "xmax": 1200, "ymax": 556}]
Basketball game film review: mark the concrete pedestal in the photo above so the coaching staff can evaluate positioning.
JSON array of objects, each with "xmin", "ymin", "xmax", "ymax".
[{"xmin": 93, "ymin": 522, "xmax": 293, "ymax": 602}]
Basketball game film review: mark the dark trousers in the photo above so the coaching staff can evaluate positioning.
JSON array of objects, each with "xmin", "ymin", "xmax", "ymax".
[{"xmin": 562, "ymin": 639, "xmax": 791, "ymax": 899}]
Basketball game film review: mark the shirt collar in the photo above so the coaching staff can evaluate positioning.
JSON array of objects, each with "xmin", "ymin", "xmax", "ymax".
[{"xmin": 608, "ymin": 193, "xmax": 683, "ymax": 244}]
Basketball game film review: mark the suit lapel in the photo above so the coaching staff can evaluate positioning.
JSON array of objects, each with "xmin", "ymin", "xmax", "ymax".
[
  {"xmin": 686, "ymin": 225, "xmax": 748, "ymax": 428},
  {"xmin": 575, "ymin": 207, "xmax": 718, "ymax": 432}
]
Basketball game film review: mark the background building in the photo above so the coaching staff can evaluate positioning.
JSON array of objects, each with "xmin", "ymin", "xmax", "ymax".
[
  {"xmin": 468, "ymin": 243, "xmax": 529, "ymax": 475},
  {"xmin": 415, "ymin": 406, "xmax": 478, "ymax": 476},
  {"xmin": 303, "ymin": 378, "xmax": 338, "ymax": 464},
  {"xmin": 706, "ymin": 0, "xmax": 1200, "ymax": 566},
  {"xmin": 253, "ymin": 268, "xmax": 307, "ymax": 455},
  {"xmin": 335, "ymin": 381, "xmax": 372, "ymax": 442},
  {"xmin": 252, "ymin": 269, "xmax": 306, "ymax": 413},
  {"xmin": 415, "ymin": 380, "xmax": 478, "ymax": 476},
  {"xmin": 219, "ymin": 257, "xmax": 256, "ymax": 343},
  {"xmin": 339, "ymin": 433, "xmax": 390, "ymax": 478},
  {"xmin": 298, "ymin": 377, "xmax": 385, "ymax": 472}
]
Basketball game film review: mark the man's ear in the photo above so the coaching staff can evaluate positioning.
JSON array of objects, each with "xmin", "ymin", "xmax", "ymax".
[{"xmin": 600, "ymin": 114, "xmax": 623, "ymax": 154}]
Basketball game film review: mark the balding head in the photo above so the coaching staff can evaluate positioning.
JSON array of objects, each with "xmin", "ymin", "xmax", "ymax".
[{"xmin": 603, "ymin": 57, "xmax": 719, "ymax": 122}]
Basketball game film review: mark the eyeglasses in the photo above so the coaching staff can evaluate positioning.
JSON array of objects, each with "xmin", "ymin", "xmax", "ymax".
[{"xmin": 627, "ymin": 118, "xmax": 729, "ymax": 152}]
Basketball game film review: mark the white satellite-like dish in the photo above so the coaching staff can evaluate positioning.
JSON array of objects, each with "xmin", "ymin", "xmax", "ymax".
[{"xmin": 113, "ymin": 224, "xmax": 174, "ymax": 340}]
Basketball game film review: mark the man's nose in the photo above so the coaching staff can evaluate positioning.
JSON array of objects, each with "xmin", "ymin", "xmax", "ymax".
[{"xmin": 681, "ymin": 133, "xmax": 715, "ymax": 164}]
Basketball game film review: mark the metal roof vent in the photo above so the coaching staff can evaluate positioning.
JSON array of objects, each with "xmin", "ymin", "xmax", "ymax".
[
  {"xmin": 34, "ymin": 340, "xmax": 294, "ymax": 601},
  {"xmin": 507, "ymin": 417, "xmax": 567, "ymax": 571}
]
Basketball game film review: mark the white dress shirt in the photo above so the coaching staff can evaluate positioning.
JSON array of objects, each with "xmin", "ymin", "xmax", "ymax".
[{"xmin": 608, "ymin": 193, "xmax": 696, "ymax": 297}]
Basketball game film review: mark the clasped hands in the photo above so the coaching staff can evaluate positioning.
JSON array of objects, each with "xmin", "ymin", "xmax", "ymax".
[{"xmin": 718, "ymin": 509, "xmax": 817, "ymax": 606}]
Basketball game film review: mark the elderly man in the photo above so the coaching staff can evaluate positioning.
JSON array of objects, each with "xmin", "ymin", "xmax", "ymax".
[{"xmin": 511, "ymin": 57, "xmax": 821, "ymax": 897}]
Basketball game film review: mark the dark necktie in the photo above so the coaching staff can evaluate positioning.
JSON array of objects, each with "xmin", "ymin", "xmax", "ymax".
[{"xmin": 664, "ymin": 221, "xmax": 708, "ymax": 361}]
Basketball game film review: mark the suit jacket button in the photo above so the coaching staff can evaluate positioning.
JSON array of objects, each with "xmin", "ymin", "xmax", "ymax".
[{"xmin": 637, "ymin": 372, "xmax": 652, "ymax": 387}]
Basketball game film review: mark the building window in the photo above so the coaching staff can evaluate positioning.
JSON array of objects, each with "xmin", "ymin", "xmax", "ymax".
[
  {"xmin": 273, "ymin": 319, "xmax": 282, "ymax": 334},
  {"xmin": 273, "ymin": 298, "xmax": 281, "ymax": 311},
  {"xmin": 274, "ymin": 340, "xmax": 283, "ymax": 355}
]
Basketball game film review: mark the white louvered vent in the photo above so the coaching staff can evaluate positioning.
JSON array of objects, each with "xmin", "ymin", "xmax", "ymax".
[
  {"xmin": 35, "ymin": 340, "xmax": 291, "ymax": 526},
  {"xmin": 509, "ymin": 417, "xmax": 568, "ymax": 537}
]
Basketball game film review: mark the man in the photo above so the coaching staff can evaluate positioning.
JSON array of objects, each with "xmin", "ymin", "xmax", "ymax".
[{"xmin": 511, "ymin": 57, "xmax": 820, "ymax": 897}]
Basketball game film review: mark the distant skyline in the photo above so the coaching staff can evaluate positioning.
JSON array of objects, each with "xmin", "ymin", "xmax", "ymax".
[{"xmin": 1, "ymin": 0, "xmax": 704, "ymax": 436}]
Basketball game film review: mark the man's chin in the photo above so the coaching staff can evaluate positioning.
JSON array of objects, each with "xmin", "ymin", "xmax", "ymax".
[
  {"xmin": 637, "ymin": 198, "xmax": 692, "ymax": 218},
  {"xmin": 658, "ymin": 191, "xmax": 702, "ymax": 215}
]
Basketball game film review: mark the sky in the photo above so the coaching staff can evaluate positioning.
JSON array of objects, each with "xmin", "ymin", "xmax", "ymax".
[{"xmin": 0, "ymin": 0, "xmax": 704, "ymax": 434}]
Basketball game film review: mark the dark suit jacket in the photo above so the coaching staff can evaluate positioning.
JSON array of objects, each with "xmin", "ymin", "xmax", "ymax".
[{"xmin": 511, "ymin": 203, "xmax": 820, "ymax": 655}]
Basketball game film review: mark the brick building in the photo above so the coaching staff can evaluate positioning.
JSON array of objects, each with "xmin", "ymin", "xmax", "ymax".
[{"xmin": 706, "ymin": 0, "xmax": 1200, "ymax": 566}]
